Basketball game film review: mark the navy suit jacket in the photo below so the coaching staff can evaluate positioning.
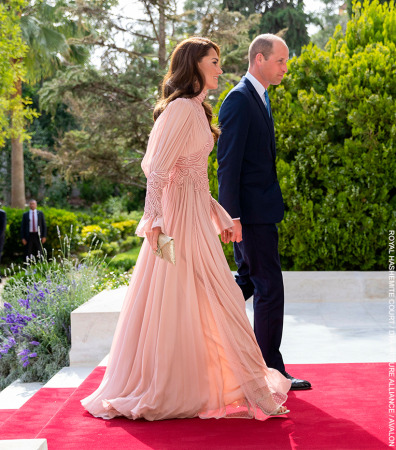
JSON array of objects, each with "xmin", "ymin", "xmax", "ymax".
[
  {"xmin": 217, "ymin": 77, "xmax": 284, "ymax": 224},
  {"xmin": 21, "ymin": 210, "xmax": 47, "ymax": 241}
]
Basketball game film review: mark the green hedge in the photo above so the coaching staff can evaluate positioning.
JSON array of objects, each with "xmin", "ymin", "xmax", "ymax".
[
  {"xmin": 273, "ymin": 0, "xmax": 396, "ymax": 270},
  {"xmin": 1, "ymin": 206, "xmax": 143, "ymax": 262},
  {"xmin": 2, "ymin": 207, "xmax": 83, "ymax": 260},
  {"xmin": 210, "ymin": 0, "xmax": 396, "ymax": 270}
]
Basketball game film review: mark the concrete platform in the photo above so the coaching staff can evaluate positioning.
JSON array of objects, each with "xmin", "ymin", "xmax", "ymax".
[
  {"xmin": 69, "ymin": 286, "xmax": 128, "ymax": 366},
  {"xmin": 0, "ymin": 440, "xmax": 47, "ymax": 450},
  {"xmin": 0, "ymin": 381, "xmax": 43, "ymax": 409},
  {"xmin": 43, "ymin": 366, "xmax": 96, "ymax": 388},
  {"xmin": 283, "ymin": 271, "xmax": 385, "ymax": 302}
]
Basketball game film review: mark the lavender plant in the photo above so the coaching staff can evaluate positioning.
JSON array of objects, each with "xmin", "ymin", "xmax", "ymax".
[{"xmin": 0, "ymin": 232, "xmax": 116, "ymax": 389}]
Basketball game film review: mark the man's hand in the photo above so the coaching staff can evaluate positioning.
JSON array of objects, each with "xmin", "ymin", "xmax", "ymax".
[
  {"xmin": 146, "ymin": 226, "xmax": 161, "ymax": 252},
  {"xmin": 41, "ymin": 237, "xmax": 46, "ymax": 244},
  {"xmin": 22, "ymin": 239, "xmax": 27, "ymax": 245},
  {"xmin": 231, "ymin": 219, "xmax": 242, "ymax": 243}
]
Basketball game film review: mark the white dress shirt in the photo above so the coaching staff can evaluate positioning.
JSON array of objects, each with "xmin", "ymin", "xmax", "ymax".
[
  {"xmin": 29, "ymin": 209, "xmax": 38, "ymax": 233},
  {"xmin": 245, "ymin": 71, "xmax": 269, "ymax": 108}
]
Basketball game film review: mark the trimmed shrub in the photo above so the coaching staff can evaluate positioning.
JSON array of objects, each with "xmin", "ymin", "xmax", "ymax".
[
  {"xmin": 111, "ymin": 220, "xmax": 138, "ymax": 239},
  {"xmin": 107, "ymin": 246, "xmax": 141, "ymax": 271},
  {"xmin": 1, "ymin": 207, "xmax": 142, "ymax": 263},
  {"xmin": 273, "ymin": 0, "xmax": 396, "ymax": 270},
  {"xmin": 79, "ymin": 220, "xmax": 140, "ymax": 256}
]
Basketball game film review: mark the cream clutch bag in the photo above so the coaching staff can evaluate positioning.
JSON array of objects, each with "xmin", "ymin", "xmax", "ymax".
[{"xmin": 153, "ymin": 233, "xmax": 176, "ymax": 265}]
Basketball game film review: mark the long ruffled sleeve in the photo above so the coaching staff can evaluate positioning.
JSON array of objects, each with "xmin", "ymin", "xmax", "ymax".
[
  {"xmin": 210, "ymin": 196, "xmax": 234, "ymax": 235},
  {"xmin": 136, "ymin": 98, "xmax": 193, "ymax": 237}
]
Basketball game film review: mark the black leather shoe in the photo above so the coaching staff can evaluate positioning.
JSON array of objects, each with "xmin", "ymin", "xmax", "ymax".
[{"xmin": 282, "ymin": 371, "xmax": 312, "ymax": 390}]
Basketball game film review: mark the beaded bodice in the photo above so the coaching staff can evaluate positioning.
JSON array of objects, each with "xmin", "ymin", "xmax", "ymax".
[
  {"xmin": 142, "ymin": 92, "xmax": 214, "ymax": 224},
  {"xmin": 169, "ymin": 92, "xmax": 213, "ymax": 191}
]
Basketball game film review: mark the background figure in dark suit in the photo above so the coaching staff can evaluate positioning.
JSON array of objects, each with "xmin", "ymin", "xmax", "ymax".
[
  {"xmin": 217, "ymin": 34, "xmax": 311, "ymax": 390},
  {"xmin": 0, "ymin": 206, "xmax": 6, "ymax": 282},
  {"xmin": 21, "ymin": 200, "xmax": 47, "ymax": 259}
]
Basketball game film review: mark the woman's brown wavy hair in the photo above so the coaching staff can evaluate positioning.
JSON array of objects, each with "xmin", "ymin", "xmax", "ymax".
[{"xmin": 153, "ymin": 37, "xmax": 221, "ymax": 142}]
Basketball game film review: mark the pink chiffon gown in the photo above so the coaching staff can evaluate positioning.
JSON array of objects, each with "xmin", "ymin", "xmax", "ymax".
[{"xmin": 81, "ymin": 91, "xmax": 291, "ymax": 421}]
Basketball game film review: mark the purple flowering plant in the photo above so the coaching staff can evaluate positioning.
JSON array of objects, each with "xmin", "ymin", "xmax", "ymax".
[{"xmin": 0, "ymin": 233, "xmax": 108, "ymax": 388}]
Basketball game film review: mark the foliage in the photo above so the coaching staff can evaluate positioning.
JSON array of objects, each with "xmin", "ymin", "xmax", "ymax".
[
  {"xmin": 91, "ymin": 268, "xmax": 132, "ymax": 291},
  {"xmin": 7, "ymin": 0, "xmax": 96, "ymax": 208},
  {"xmin": 190, "ymin": 6, "xmax": 261, "ymax": 79},
  {"xmin": 34, "ymin": 0, "xmax": 185, "ymax": 189},
  {"xmin": 1, "ymin": 206, "xmax": 82, "ymax": 259},
  {"xmin": 0, "ymin": 80, "xmax": 79, "ymax": 204},
  {"xmin": 89, "ymin": 191, "xmax": 146, "ymax": 216},
  {"xmin": 0, "ymin": 0, "xmax": 38, "ymax": 149},
  {"xmin": 1, "ymin": 205, "xmax": 143, "ymax": 262},
  {"xmin": 222, "ymin": 0, "xmax": 312, "ymax": 56},
  {"xmin": 256, "ymin": 2, "xmax": 311, "ymax": 56},
  {"xmin": 310, "ymin": 0, "xmax": 349, "ymax": 49},
  {"xmin": 39, "ymin": 64, "xmax": 154, "ymax": 190},
  {"xmin": 0, "ymin": 238, "xmax": 109, "ymax": 388},
  {"xmin": 182, "ymin": 0, "xmax": 222, "ymax": 35},
  {"xmin": 30, "ymin": 0, "xmax": 312, "ymax": 195},
  {"xmin": 272, "ymin": 0, "xmax": 396, "ymax": 270},
  {"xmin": 346, "ymin": 0, "xmax": 389, "ymax": 16},
  {"xmin": 19, "ymin": 0, "xmax": 91, "ymax": 84},
  {"xmin": 78, "ymin": 179, "xmax": 116, "ymax": 204},
  {"xmin": 79, "ymin": 219, "xmax": 140, "ymax": 257},
  {"xmin": 211, "ymin": 0, "xmax": 396, "ymax": 270},
  {"xmin": 106, "ymin": 246, "xmax": 142, "ymax": 271}
]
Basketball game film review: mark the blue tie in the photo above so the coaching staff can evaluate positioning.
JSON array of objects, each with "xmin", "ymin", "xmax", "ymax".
[{"xmin": 264, "ymin": 90, "xmax": 272, "ymax": 119}]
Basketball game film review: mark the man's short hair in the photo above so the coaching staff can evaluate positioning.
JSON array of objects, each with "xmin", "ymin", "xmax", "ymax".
[{"xmin": 248, "ymin": 34, "xmax": 287, "ymax": 65}]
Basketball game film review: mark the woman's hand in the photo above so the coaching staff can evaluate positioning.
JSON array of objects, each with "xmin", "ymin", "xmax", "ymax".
[
  {"xmin": 221, "ymin": 227, "xmax": 233, "ymax": 244},
  {"xmin": 146, "ymin": 226, "xmax": 161, "ymax": 252}
]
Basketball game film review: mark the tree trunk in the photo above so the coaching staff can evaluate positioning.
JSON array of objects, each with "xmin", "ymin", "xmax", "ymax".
[
  {"xmin": 11, "ymin": 77, "xmax": 26, "ymax": 208},
  {"xmin": 158, "ymin": 0, "xmax": 166, "ymax": 69}
]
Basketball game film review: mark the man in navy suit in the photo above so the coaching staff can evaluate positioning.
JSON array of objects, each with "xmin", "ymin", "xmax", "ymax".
[
  {"xmin": 21, "ymin": 199, "xmax": 47, "ymax": 259},
  {"xmin": 217, "ymin": 34, "xmax": 311, "ymax": 390}
]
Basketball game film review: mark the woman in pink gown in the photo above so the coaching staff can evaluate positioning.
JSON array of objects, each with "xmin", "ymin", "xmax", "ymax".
[{"xmin": 81, "ymin": 37, "xmax": 291, "ymax": 421}]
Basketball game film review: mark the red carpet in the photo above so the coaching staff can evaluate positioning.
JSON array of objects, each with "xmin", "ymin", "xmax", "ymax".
[
  {"xmin": 0, "ymin": 410, "xmax": 16, "ymax": 426},
  {"xmin": 0, "ymin": 388, "xmax": 75, "ymax": 439},
  {"xmin": 2, "ymin": 364, "xmax": 389, "ymax": 449}
]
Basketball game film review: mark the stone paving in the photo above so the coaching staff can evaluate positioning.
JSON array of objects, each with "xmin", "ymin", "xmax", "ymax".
[{"xmin": 247, "ymin": 298, "xmax": 386, "ymax": 364}]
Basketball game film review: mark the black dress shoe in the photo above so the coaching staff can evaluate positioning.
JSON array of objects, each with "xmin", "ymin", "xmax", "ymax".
[{"xmin": 282, "ymin": 371, "xmax": 312, "ymax": 390}]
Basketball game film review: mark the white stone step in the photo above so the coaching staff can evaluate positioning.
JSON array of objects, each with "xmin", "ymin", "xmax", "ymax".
[
  {"xmin": 69, "ymin": 286, "xmax": 127, "ymax": 367},
  {"xmin": 0, "ymin": 381, "xmax": 43, "ymax": 410},
  {"xmin": 283, "ymin": 271, "xmax": 385, "ymax": 303},
  {"xmin": 43, "ymin": 366, "xmax": 96, "ymax": 388},
  {"xmin": 0, "ymin": 367, "xmax": 96, "ymax": 411},
  {"xmin": 0, "ymin": 440, "xmax": 47, "ymax": 450}
]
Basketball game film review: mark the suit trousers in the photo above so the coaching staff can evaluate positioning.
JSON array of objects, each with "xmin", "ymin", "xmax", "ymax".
[
  {"xmin": 26, "ymin": 232, "xmax": 42, "ymax": 259},
  {"xmin": 234, "ymin": 223, "xmax": 285, "ymax": 373}
]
